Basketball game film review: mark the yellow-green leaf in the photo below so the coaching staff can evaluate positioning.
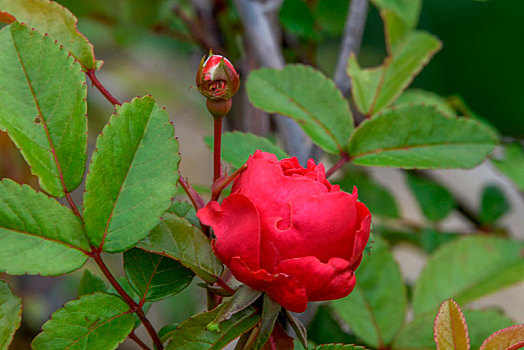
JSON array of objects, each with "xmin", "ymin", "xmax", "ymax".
[{"xmin": 434, "ymin": 299, "xmax": 470, "ymax": 350}]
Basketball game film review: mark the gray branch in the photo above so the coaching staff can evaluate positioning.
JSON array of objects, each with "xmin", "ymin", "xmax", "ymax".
[
  {"xmin": 234, "ymin": 0, "xmax": 310, "ymax": 164},
  {"xmin": 333, "ymin": 0, "xmax": 369, "ymax": 97}
]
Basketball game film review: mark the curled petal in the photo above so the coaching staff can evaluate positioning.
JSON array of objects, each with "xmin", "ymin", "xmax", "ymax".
[
  {"xmin": 349, "ymin": 201, "xmax": 372, "ymax": 270},
  {"xmin": 197, "ymin": 194, "xmax": 260, "ymax": 269},
  {"xmin": 275, "ymin": 256, "xmax": 356, "ymax": 301},
  {"xmin": 230, "ymin": 257, "xmax": 308, "ymax": 313}
]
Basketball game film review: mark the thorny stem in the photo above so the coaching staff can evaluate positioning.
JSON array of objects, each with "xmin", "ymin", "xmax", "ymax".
[
  {"xmin": 178, "ymin": 175, "xmax": 205, "ymax": 210},
  {"xmin": 211, "ymin": 163, "xmax": 247, "ymax": 202},
  {"xmin": 92, "ymin": 251, "xmax": 164, "ymax": 350},
  {"xmin": 213, "ymin": 117, "xmax": 223, "ymax": 182},
  {"xmin": 129, "ymin": 331, "xmax": 151, "ymax": 350},
  {"xmin": 325, "ymin": 153, "xmax": 351, "ymax": 178},
  {"xmin": 86, "ymin": 69, "xmax": 122, "ymax": 106}
]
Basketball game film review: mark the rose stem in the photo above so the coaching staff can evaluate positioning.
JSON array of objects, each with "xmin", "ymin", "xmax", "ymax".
[
  {"xmin": 129, "ymin": 331, "xmax": 151, "ymax": 350},
  {"xmin": 86, "ymin": 69, "xmax": 122, "ymax": 106},
  {"xmin": 92, "ymin": 251, "xmax": 164, "ymax": 350},
  {"xmin": 325, "ymin": 152, "xmax": 351, "ymax": 178},
  {"xmin": 213, "ymin": 117, "xmax": 223, "ymax": 182},
  {"xmin": 178, "ymin": 174, "xmax": 205, "ymax": 210},
  {"xmin": 81, "ymin": 71, "xmax": 164, "ymax": 349},
  {"xmin": 211, "ymin": 163, "xmax": 247, "ymax": 202}
]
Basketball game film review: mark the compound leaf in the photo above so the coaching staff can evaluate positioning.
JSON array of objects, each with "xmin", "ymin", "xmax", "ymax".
[
  {"xmin": 0, "ymin": 179, "xmax": 88, "ymax": 275},
  {"xmin": 84, "ymin": 96, "xmax": 179, "ymax": 253},
  {"xmin": 0, "ymin": 21, "xmax": 87, "ymax": 197},
  {"xmin": 0, "ymin": 0, "xmax": 100, "ymax": 70},
  {"xmin": 32, "ymin": 292, "xmax": 135, "ymax": 350},
  {"xmin": 348, "ymin": 105, "xmax": 498, "ymax": 169},
  {"xmin": 247, "ymin": 65, "xmax": 354, "ymax": 154},
  {"xmin": 139, "ymin": 213, "xmax": 223, "ymax": 283}
]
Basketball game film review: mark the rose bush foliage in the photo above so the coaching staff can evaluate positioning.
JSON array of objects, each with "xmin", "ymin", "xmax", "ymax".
[{"xmin": 198, "ymin": 151, "xmax": 372, "ymax": 312}]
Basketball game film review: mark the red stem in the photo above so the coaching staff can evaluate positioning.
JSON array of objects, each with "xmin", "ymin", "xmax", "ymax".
[
  {"xmin": 211, "ymin": 164, "xmax": 247, "ymax": 202},
  {"xmin": 86, "ymin": 69, "xmax": 121, "ymax": 106},
  {"xmin": 129, "ymin": 331, "xmax": 151, "ymax": 350},
  {"xmin": 506, "ymin": 341, "xmax": 524, "ymax": 350},
  {"xmin": 215, "ymin": 277, "xmax": 236, "ymax": 295},
  {"xmin": 325, "ymin": 153, "xmax": 351, "ymax": 178},
  {"xmin": 92, "ymin": 252, "xmax": 164, "ymax": 350},
  {"xmin": 213, "ymin": 117, "xmax": 223, "ymax": 182},
  {"xmin": 178, "ymin": 175, "xmax": 205, "ymax": 210}
]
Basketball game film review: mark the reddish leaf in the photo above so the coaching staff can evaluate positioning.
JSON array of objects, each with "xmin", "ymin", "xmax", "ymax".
[
  {"xmin": 434, "ymin": 299, "xmax": 470, "ymax": 350},
  {"xmin": 261, "ymin": 322, "xmax": 294, "ymax": 350},
  {"xmin": 479, "ymin": 324, "xmax": 524, "ymax": 350},
  {"xmin": 0, "ymin": 11, "xmax": 15, "ymax": 23}
]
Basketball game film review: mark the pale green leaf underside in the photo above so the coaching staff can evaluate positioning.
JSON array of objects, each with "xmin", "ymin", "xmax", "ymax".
[
  {"xmin": 123, "ymin": 248, "xmax": 194, "ymax": 302},
  {"xmin": 0, "ymin": 22, "xmax": 87, "ymax": 197},
  {"xmin": 332, "ymin": 238, "xmax": 406, "ymax": 348},
  {"xmin": 393, "ymin": 309, "xmax": 515, "ymax": 350},
  {"xmin": 412, "ymin": 236, "xmax": 524, "ymax": 317},
  {"xmin": 139, "ymin": 213, "xmax": 223, "ymax": 283},
  {"xmin": 0, "ymin": 179, "xmax": 88, "ymax": 275},
  {"xmin": 348, "ymin": 31, "xmax": 441, "ymax": 116},
  {"xmin": 32, "ymin": 293, "xmax": 135, "ymax": 350},
  {"xmin": 0, "ymin": 0, "xmax": 99, "ymax": 70},
  {"xmin": 348, "ymin": 105, "xmax": 497, "ymax": 169},
  {"xmin": 166, "ymin": 305, "xmax": 260, "ymax": 350},
  {"xmin": 247, "ymin": 64, "xmax": 354, "ymax": 154},
  {"xmin": 204, "ymin": 131, "xmax": 289, "ymax": 168},
  {"xmin": 0, "ymin": 279, "xmax": 21, "ymax": 349},
  {"xmin": 83, "ymin": 96, "xmax": 179, "ymax": 253}
]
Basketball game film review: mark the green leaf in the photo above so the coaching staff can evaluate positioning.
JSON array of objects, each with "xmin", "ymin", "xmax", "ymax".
[
  {"xmin": 332, "ymin": 238, "xmax": 406, "ymax": 348},
  {"xmin": 313, "ymin": 344, "xmax": 368, "ymax": 350},
  {"xmin": 371, "ymin": 0, "xmax": 421, "ymax": 27},
  {"xmin": 204, "ymin": 131, "xmax": 289, "ymax": 168},
  {"xmin": 394, "ymin": 89, "xmax": 456, "ymax": 117},
  {"xmin": 0, "ymin": 179, "xmax": 88, "ymax": 275},
  {"xmin": 167, "ymin": 201, "xmax": 200, "ymax": 228},
  {"xmin": 308, "ymin": 306, "xmax": 357, "ymax": 345},
  {"xmin": 348, "ymin": 105, "xmax": 498, "ymax": 169},
  {"xmin": 124, "ymin": 248, "xmax": 194, "ymax": 302},
  {"xmin": 84, "ymin": 96, "xmax": 179, "ymax": 253},
  {"xmin": 0, "ymin": 0, "xmax": 100, "ymax": 70},
  {"xmin": 0, "ymin": 22, "xmax": 87, "ymax": 197},
  {"xmin": 393, "ymin": 309, "xmax": 515, "ymax": 350},
  {"xmin": 0, "ymin": 279, "xmax": 21, "ymax": 349},
  {"xmin": 208, "ymin": 285, "xmax": 262, "ymax": 330},
  {"xmin": 434, "ymin": 299, "xmax": 470, "ymax": 350},
  {"xmin": 165, "ymin": 305, "xmax": 260, "ymax": 349},
  {"xmin": 479, "ymin": 184, "xmax": 510, "ymax": 225},
  {"xmin": 348, "ymin": 32, "xmax": 441, "ymax": 116},
  {"xmin": 32, "ymin": 292, "xmax": 135, "ymax": 350},
  {"xmin": 479, "ymin": 324, "xmax": 524, "ymax": 350},
  {"xmin": 159, "ymin": 323, "xmax": 179, "ymax": 343},
  {"xmin": 105, "ymin": 277, "xmax": 151, "ymax": 328},
  {"xmin": 412, "ymin": 236, "xmax": 524, "ymax": 317},
  {"xmin": 285, "ymin": 309, "xmax": 308, "ymax": 349},
  {"xmin": 406, "ymin": 172, "xmax": 455, "ymax": 221},
  {"xmin": 139, "ymin": 213, "xmax": 223, "ymax": 283},
  {"xmin": 492, "ymin": 143, "xmax": 524, "ymax": 192},
  {"xmin": 314, "ymin": 0, "xmax": 350, "ymax": 35},
  {"xmin": 336, "ymin": 173, "xmax": 400, "ymax": 218},
  {"xmin": 279, "ymin": 0, "xmax": 318, "ymax": 40},
  {"xmin": 256, "ymin": 294, "xmax": 282, "ymax": 348},
  {"xmin": 381, "ymin": 9, "xmax": 411, "ymax": 54},
  {"xmin": 247, "ymin": 65, "xmax": 354, "ymax": 154},
  {"xmin": 78, "ymin": 270, "xmax": 106, "ymax": 297}
]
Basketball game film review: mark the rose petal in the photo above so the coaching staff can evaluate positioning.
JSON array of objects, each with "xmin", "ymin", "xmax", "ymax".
[
  {"xmin": 230, "ymin": 257, "xmax": 308, "ymax": 313},
  {"xmin": 197, "ymin": 194, "xmax": 260, "ymax": 269},
  {"xmin": 349, "ymin": 201, "xmax": 372, "ymax": 270},
  {"xmin": 265, "ymin": 190, "xmax": 359, "ymax": 263},
  {"xmin": 275, "ymin": 256, "xmax": 356, "ymax": 301}
]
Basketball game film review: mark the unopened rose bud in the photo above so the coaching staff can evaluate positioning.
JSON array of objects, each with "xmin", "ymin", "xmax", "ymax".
[{"xmin": 196, "ymin": 52, "xmax": 240, "ymax": 119}]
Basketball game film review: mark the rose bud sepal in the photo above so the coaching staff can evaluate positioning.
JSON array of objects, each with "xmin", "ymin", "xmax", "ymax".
[{"xmin": 206, "ymin": 285, "xmax": 262, "ymax": 332}]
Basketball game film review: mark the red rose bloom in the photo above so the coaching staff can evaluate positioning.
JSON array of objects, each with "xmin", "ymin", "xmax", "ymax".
[{"xmin": 197, "ymin": 151, "xmax": 371, "ymax": 313}]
